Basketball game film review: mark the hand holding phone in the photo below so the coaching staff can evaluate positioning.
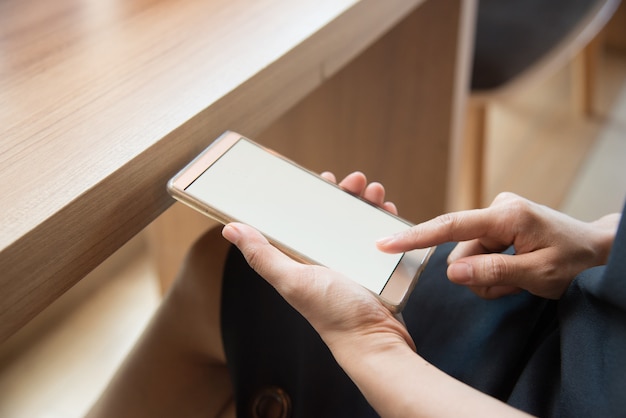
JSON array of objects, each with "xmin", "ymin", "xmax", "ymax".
[{"xmin": 168, "ymin": 131, "xmax": 433, "ymax": 312}]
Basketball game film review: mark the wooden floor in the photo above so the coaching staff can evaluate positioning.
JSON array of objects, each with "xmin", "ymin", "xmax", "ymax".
[
  {"xmin": 486, "ymin": 49, "xmax": 626, "ymax": 218},
  {"xmin": 1, "ymin": 49, "xmax": 625, "ymax": 418}
]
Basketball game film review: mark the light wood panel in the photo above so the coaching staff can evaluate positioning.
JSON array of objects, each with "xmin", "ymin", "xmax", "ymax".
[
  {"xmin": 258, "ymin": 0, "xmax": 473, "ymax": 223},
  {"xmin": 0, "ymin": 0, "xmax": 436, "ymax": 342}
]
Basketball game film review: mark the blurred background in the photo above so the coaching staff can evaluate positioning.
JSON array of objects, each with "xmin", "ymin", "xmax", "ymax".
[{"xmin": 1, "ymin": 1, "xmax": 625, "ymax": 417}]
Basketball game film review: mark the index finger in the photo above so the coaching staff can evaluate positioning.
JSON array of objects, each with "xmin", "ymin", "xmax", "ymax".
[{"xmin": 377, "ymin": 209, "xmax": 495, "ymax": 253}]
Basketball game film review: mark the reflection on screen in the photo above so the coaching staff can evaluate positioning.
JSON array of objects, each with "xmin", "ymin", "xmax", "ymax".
[{"xmin": 186, "ymin": 139, "xmax": 409, "ymax": 294}]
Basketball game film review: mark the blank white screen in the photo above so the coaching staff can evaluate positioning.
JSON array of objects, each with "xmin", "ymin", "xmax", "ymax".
[{"xmin": 186, "ymin": 139, "xmax": 409, "ymax": 294}]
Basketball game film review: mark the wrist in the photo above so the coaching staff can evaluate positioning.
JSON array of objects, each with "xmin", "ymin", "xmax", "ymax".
[
  {"xmin": 333, "ymin": 333, "xmax": 414, "ymax": 369},
  {"xmin": 327, "ymin": 322, "xmax": 416, "ymax": 369},
  {"xmin": 331, "ymin": 337, "xmax": 528, "ymax": 417},
  {"xmin": 335, "ymin": 340, "xmax": 423, "ymax": 417},
  {"xmin": 590, "ymin": 213, "xmax": 621, "ymax": 265}
]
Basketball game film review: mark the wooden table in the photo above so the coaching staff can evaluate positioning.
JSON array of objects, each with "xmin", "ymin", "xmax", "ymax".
[{"xmin": 0, "ymin": 0, "xmax": 475, "ymax": 343}]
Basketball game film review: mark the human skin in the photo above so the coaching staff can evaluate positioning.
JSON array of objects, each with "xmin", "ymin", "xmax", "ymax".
[{"xmin": 377, "ymin": 192, "xmax": 620, "ymax": 299}]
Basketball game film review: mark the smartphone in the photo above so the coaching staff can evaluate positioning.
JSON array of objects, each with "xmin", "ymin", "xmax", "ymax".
[{"xmin": 167, "ymin": 131, "xmax": 433, "ymax": 312}]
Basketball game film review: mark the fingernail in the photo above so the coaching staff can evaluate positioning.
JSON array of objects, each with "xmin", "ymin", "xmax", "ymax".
[
  {"xmin": 376, "ymin": 235, "xmax": 397, "ymax": 247},
  {"xmin": 448, "ymin": 262, "xmax": 473, "ymax": 283},
  {"xmin": 222, "ymin": 224, "xmax": 241, "ymax": 243}
]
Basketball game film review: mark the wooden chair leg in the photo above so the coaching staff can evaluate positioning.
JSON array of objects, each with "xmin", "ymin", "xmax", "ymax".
[
  {"xmin": 572, "ymin": 31, "xmax": 605, "ymax": 116},
  {"xmin": 460, "ymin": 100, "xmax": 488, "ymax": 209}
]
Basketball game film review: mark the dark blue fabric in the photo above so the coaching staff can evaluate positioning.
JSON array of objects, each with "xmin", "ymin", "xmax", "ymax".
[
  {"xmin": 403, "ymin": 244, "xmax": 556, "ymax": 404},
  {"xmin": 222, "ymin": 202, "xmax": 626, "ymax": 417},
  {"xmin": 516, "ymin": 212, "xmax": 626, "ymax": 416},
  {"xmin": 221, "ymin": 247, "xmax": 377, "ymax": 417}
]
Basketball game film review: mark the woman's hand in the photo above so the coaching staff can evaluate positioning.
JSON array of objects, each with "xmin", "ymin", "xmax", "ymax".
[
  {"xmin": 222, "ymin": 222, "xmax": 414, "ymax": 356},
  {"xmin": 377, "ymin": 192, "xmax": 620, "ymax": 299},
  {"xmin": 222, "ymin": 171, "xmax": 413, "ymax": 357}
]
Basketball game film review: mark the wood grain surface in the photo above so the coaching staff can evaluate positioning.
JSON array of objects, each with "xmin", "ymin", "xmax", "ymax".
[{"xmin": 0, "ymin": 0, "xmax": 438, "ymax": 342}]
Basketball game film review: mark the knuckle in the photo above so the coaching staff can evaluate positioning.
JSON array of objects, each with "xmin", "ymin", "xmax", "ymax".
[
  {"xmin": 289, "ymin": 266, "xmax": 333, "ymax": 305},
  {"xmin": 434, "ymin": 213, "xmax": 455, "ymax": 227},
  {"xmin": 482, "ymin": 254, "xmax": 509, "ymax": 285},
  {"xmin": 491, "ymin": 192, "xmax": 528, "ymax": 214},
  {"xmin": 433, "ymin": 213, "xmax": 461, "ymax": 241},
  {"xmin": 398, "ymin": 225, "xmax": 424, "ymax": 244},
  {"xmin": 491, "ymin": 191, "xmax": 530, "ymax": 209},
  {"xmin": 537, "ymin": 261, "xmax": 571, "ymax": 299},
  {"xmin": 500, "ymin": 195, "xmax": 540, "ymax": 231},
  {"xmin": 492, "ymin": 191, "xmax": 517, "ymax": 205},
  {"xmin": 507, "ymin": 195, "xmax": 532, "ymax": 216},
  {"xmin": 297, "ymin": 265, "xmax": 321, "ymax": 291},
  {"xmin": 243, "ymin": 242, "xmax": 268, "ymax": 272}
]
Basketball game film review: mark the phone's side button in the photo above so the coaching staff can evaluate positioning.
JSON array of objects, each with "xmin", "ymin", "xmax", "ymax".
[{"xmin": 251, "ymin": 385, "xmax": 292, "ymax": 418}]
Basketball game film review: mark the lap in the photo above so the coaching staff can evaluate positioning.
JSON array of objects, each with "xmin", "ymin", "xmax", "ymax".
[
  {"xmin": 222, "ymin": 234, "xmax": 626, "ymax": 417},
  {"xmin": 220, "ymin": 243, "xmax": 553, "ymax": 417},
  {"xmin": 221, "ymin": 245, "xmax": 375, "ymax": 418}
]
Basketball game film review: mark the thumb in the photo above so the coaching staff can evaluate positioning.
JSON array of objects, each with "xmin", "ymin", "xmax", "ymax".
[
  {"xmin": 447, "ymin": 253, "xmax": 532, "ymax": 298},
  {"xmin": 222, "ymin": 223, "xmax": 300, "ymax": 289},
  {"xmin": 222, "ymin": 222, "xmax": 330, "ymax": 311}
]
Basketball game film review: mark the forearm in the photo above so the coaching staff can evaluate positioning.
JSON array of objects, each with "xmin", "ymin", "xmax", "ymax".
[{"xmin": 336, "ymin": 343, "xmax": 530, "ymax": 418}]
